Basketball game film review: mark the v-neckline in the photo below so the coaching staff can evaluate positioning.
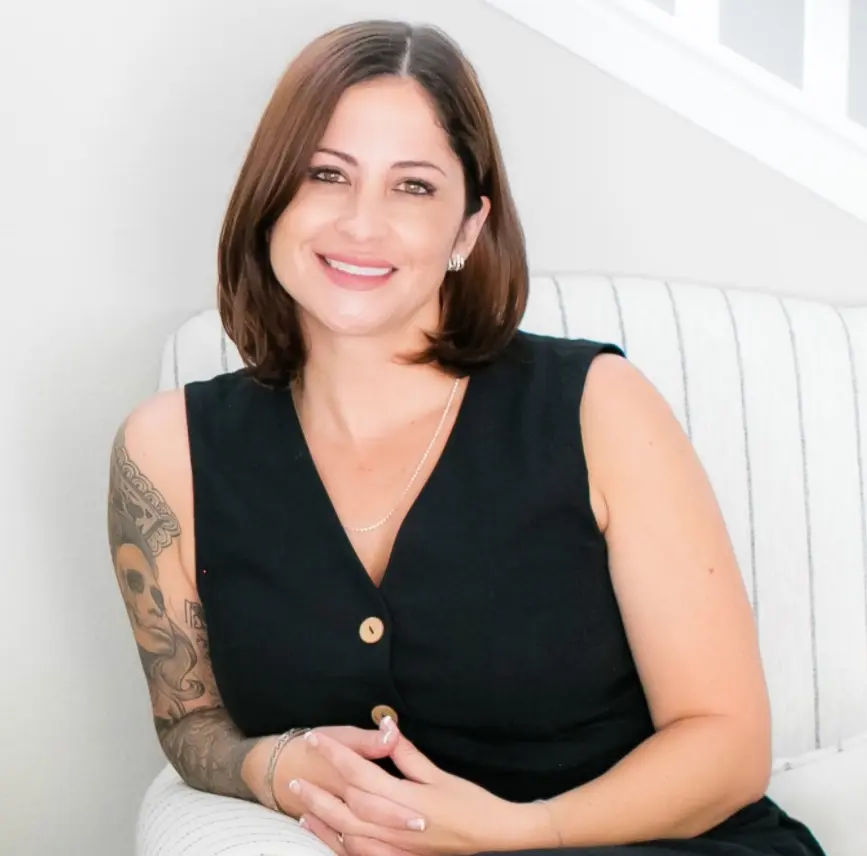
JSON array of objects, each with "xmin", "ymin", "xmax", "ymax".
[{"xmin": 282, "ymin": 373, "xmax": 476, "ymax": 592}]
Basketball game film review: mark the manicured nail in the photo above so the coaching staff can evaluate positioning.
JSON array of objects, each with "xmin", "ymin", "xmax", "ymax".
[
  {"xmin": 299, "ymin": 816, "xmax": 309, "ymax": 829},
  {"xmin": 304, "ymin": 732, "xmax": 320, "ymax": 747},
  {"xmin": 380, "ymin": 715, "xmax": 395, "ymax": 744},
  {"xmin": 406, "ymin": 818, "xmax": 427, "ymax": 832},
  {"xmin": 289, "ymin": 779, "xmax": 301, "ymax": 794}
]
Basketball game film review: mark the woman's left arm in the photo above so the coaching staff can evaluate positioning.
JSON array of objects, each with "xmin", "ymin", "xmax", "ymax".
[{"xmin": 541, "ymin": 353, "xmax": 772, "ymax": 847}]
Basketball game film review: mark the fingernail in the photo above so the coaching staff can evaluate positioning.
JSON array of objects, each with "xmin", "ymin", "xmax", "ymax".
[
  {"xmin": 299, "ymin": 816, "xmax": 309, "ymax": 829},
  {"xmin": 304, "ymin": 732, "xmax": 319, "ymax": 748},
  {"xmin": 289, "ymin": 779, "xmax": 301, "ymax": 794},
  {"xmin": 406, "ymin": 818, "xmax": 426, "ymax": 832},
  {"xmin": 380, "ymin": 716, "xmax": 395, "ymax": 744}
]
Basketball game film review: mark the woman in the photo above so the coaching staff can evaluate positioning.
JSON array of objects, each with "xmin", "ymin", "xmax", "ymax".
[{"xmin": 109, "ymin": 19, "xmax": 826, "ymax": 856}]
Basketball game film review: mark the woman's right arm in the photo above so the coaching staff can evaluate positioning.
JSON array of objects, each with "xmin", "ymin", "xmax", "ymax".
[
  {"xmin": 106, "ymin": 391, "xmax": 333, "ymax": 811},
  {"xmin": 108, "ymin": 392, "xmax": 415, "ymax": 826},
  {"xmin": 107, "ymin": 390, "xmax": 273, "ymax": 802}
]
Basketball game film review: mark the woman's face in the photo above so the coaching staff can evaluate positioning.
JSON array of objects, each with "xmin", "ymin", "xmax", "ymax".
[{"xmin": 268, "ymin": 76, "xmax": 490, "ymax": 341}]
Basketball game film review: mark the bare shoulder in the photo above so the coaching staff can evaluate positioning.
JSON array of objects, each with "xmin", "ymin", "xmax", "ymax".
[
  {"xmin": 581, "ymin": 353, "xmax": 675, "ymax": 435},
  {"xmin": 113, "ymin": 389, "xmax": 191, "ymax": 491},
  {"xmin": 117, "ymin": 388, "xmax": 188, "ymax": 459},
  {"xmin": 579, "ymin": 354, "xmax": 683, "ymax": 531}
]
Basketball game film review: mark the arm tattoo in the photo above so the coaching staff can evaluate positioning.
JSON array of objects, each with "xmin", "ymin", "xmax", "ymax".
[
  {"xmin": 156, "ymin": 708, "xmax": 259, "ymax": 799},
  {"xmin": 108, "ymin": 422, "xmax": 256, "ymax": 800}
]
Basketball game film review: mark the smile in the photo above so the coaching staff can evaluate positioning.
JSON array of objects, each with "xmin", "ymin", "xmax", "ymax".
[
  {"xmin": 317, "ymin": 254, "xmax": 397, "ymax": 291},
  {"xmin": 324, "ymin": 257, "xmax": 394, "ymax": 276}
]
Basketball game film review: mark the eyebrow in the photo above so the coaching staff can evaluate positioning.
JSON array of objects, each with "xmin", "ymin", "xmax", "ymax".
[{"xmin": 315, "ymin": 147, "xmax": 447, "ymax": 177}]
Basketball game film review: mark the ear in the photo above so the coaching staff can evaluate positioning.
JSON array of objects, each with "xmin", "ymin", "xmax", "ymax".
[{"xmin": 453, "ymin": 196, "xmax": 491, "ymax": 258}]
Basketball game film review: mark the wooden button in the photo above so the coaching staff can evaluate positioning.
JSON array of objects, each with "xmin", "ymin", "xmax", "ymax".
[
  {"xmin": 371, "ymin": 705, "xmax": 398, "ymax": 726},
  {"xmin": 359, "ymin": 617, "xmax": 385, "ymax": 644}
]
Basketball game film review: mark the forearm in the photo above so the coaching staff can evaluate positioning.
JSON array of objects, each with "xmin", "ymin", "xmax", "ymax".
[
  {"xmin": 159, "ymin": 710, "xmax": 351, "ymax": 816},
  {"xmin": 531, "ymin": 715, "xmax": 770, "ymax": 849},
  {"xmin": 156, "ymin": 707, "xmax": 262, "ymax": 801}
]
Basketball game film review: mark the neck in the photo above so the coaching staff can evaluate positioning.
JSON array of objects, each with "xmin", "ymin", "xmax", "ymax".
[{"xmin": 295, "ymin": 328, "xmax": 459, "ymax": 443}]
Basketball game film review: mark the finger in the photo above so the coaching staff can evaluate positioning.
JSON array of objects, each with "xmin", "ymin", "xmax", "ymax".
[
  {"xmin": 303, "ymin": 814, "xmax": 412, "ymax": 856},
  {"xmin": 343, "ymin": 832, "xmax": 424, "ymax": 856},
  {"xmin": 291, "ymin": 778, "xmax": 372, "ymax": 839},
  {"xmin": 343, "ymin": 784, "xmax": 427, "ymax": 832},
  {"xmin": 299, "ymin": 813, "xmax": 346, "ymax": 855},
  {"xmin": 304, "ymin": 732, "xmax": 409, "ymax": 802},
  {"xmin": 387, "ymin": 730, "xmax": 441, "ymax": 786},
  {"xmin": 329, "ymin": 725, "xmax": 398, "ymax": 759},
  {"xmin": 292, "ymin": 778, "xmax": 425, "ymax": 838}
]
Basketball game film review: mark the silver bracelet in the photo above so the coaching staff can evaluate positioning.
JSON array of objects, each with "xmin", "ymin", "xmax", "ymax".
[{"xmin": 264, "ymin": 727, "xmax": 311, "ymax": 812}]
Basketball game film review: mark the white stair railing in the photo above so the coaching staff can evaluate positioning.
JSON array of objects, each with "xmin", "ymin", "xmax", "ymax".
[
  {"xmin": 485, "ymin": 0, "xmax": 867, "ymax": 225},
  {"xmin": 802, "ymin": 0, "xmax": 851, "ymax": 118},
  {"xmin": 665, "ymin": 0, "xmax": 853, "ymax": 122},
  {"xmin": 673, "ymin": 0, "xmax": 719, "ymax": 44}
]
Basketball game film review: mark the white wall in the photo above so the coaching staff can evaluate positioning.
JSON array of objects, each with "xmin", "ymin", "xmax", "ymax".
[{"xmin": 4, "ymin": 0, "xmax": 867, "ymax": 854}]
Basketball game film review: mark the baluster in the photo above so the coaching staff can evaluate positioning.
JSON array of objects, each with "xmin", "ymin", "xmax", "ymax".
[
  {"xmin": 674, "ymin": 0, "xmax": 720, "ymax": 42},
  {"xmin": 803, "ymin": 0, "xmax": 851, "ymax": 116}
]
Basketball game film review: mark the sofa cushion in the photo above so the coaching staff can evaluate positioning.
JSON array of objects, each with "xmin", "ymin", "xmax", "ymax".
[{"xmin": 137, "ymin": 764, "xmax": 330, "ymax": 856}]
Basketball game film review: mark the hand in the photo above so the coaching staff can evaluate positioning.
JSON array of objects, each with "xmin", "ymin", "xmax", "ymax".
[
  {"xmin": 271, "ymin": 724, "xmax": 400, "ymax": 815},
  {"xmin": 290, "ymin": 720, "xmax": 552, "ymax": 856},
  {"xmin": 300, "ymin": 813, "xmax": 423, "ymax": 856}
]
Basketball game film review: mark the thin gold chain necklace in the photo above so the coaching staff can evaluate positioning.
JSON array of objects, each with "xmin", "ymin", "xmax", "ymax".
[{"xmin": 293, "ymin": 376, "xmax": 463, "ymax": 534}]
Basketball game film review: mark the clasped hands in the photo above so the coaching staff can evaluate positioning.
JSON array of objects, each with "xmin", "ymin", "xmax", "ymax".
[{"xmin": 287, "ymin": 717, "xmax": 554, "ymax": 856}]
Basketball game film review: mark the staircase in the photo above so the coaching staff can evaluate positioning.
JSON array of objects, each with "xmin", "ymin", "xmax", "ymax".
[{"xmin": 485, "ymin": 0, "xmax": 867, "ymax": 224}]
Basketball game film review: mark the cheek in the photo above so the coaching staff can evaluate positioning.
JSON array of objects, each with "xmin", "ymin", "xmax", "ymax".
[
  {"xmin": 267, "ymin": 219, "xmax": 310, "ymax": 287},
  {"xmin": 271, "ymin": 186, "xmax": 335, "ymax": 241},
  {"xmin": 271, "ymin": 203, "xmax": 326, "ymax": 253},
  {"xmin": 392, "ymin": 206, "xmax": 459, "ymax": 263}
]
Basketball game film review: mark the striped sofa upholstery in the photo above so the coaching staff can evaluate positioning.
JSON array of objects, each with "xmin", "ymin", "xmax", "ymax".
[{"xmin": 141, "ymin": 274, "xmax": 867, "ymax": 855}]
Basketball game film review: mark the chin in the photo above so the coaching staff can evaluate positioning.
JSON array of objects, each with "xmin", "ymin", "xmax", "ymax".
[
  {"xmin": 303, "ymin": 298, "xmax": 412, "ymax": 340},
  {"xmin": 296, "ymin": 283, "xmax": 440, "ymax": 342},
  {"xmin": 318, "ymin": 314, "xmax": 398, "ymax": 339}
]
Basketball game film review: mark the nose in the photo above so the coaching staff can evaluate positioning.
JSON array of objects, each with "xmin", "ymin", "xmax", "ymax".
[{"xmin": 334, "ymin": 184, "xmax": 389, "ymax": 243}]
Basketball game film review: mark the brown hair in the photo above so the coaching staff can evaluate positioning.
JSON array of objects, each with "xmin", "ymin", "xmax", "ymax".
[{"xmin": 217, "ymin": 20, "xmax": 528, "ymax": 385}]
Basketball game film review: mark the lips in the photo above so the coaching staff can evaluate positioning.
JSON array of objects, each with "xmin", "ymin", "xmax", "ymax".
[
  {"xmin": 320, "ymin": 252, "xmax": 397, "ymax": 270},
  {"xmin": 316, "ymin": 253, "xmax": 397, "ymax": 291}
]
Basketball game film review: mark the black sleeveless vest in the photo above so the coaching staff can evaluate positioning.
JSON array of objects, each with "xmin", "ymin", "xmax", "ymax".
[
  {"xmin": 185, "ymin": 330, "xmax": 828, "ymax": 852},
  {"xmin": 185, "ymin": 332, "xmax": 654, "ymax": 802}
]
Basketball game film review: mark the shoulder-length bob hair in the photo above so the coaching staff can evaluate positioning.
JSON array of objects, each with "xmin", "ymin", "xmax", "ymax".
[{"xmin": 218, "ymin": 20, "xmax": 529, "ymax": 386}]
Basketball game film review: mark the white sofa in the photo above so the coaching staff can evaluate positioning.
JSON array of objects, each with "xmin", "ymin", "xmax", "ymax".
[{"xmin": 139, "ymin": 274, "xmax": 867, "ymax": 856}]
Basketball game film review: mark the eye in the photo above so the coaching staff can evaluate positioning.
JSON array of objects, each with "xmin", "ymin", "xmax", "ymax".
[
  {"xmin": 308, "ymin": 167, "xmax": 347, "ymax": 184},
  {"xmin": 399, "ymin": 179, "xmax": 436, "ymax": 197},
  {"xmin": 307, "ymin": 168, "xmax": 435, "ymax": 197}
]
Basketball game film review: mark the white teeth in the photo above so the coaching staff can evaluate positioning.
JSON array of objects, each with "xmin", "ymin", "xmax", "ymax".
[{"xmin": 325, "ymin": 257, "xmax": 393, "ymax": 277}]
